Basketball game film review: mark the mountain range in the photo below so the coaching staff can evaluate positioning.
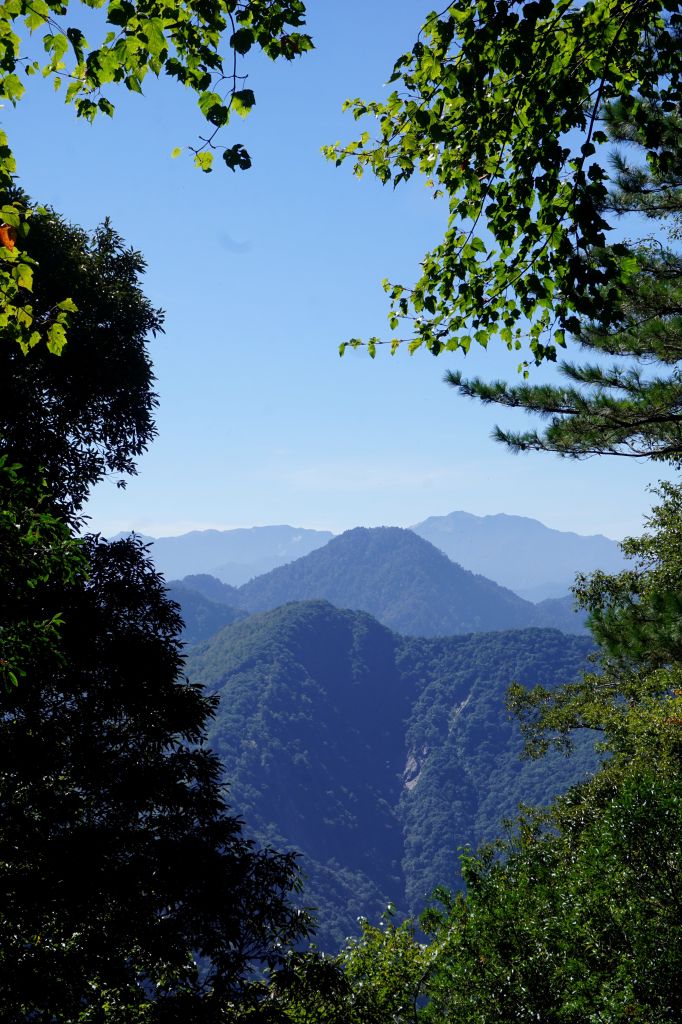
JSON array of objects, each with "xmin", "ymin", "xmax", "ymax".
[
  {"xmin": 120, "ymin": 526, "xmax": 333, "ymax": 584},
  {"xmin": 187, "ymin": 600, "xmax": 597, "ymax": 950},
  {"xmin": 412, "ymin": 511, "xmax": 625, "ymax": 600},
  {"xmin": 124, "ymin": 511, "xmax": 624, "ymax": 598},
  {"xmin": 236, "ymin": 526, "xmax": 586, "ymax": 635},
  {"xmin": 169, "ymin": 527, "xmax": 587, "ymax": 641},
  {"xmin": 144, "ymin": 512, "xmax": 618, "ymax": 947}
]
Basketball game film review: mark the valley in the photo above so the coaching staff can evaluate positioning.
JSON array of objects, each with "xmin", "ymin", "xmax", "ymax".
[{"xmin": 161, "ymin": 515, "xmax": 604, "ymax": 949}]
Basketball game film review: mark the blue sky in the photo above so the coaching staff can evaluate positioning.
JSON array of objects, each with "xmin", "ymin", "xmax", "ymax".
[{"xmin": 6, "ymin": 0, "xmax": 670, "ymax": 541}]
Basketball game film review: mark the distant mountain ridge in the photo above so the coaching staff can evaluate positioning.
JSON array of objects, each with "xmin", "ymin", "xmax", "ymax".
[
  {"xmin": 119, "ymin": 511, "xmax": 623, "ymax": 600},
  {"xmin": 114, "ymin": 525, "xmax": 334, "ymax": 584},
  {"xmin": 412, "ymin": 510, "xmax": 624, "ymax": 600},
  {"xmin": 188, "ymin": 600, "xmax": 597, "ymax": 950}
]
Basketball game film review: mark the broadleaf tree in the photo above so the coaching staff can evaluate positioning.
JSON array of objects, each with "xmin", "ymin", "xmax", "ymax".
[
  {"xmin": 0, "ymin": 0, "xmax": 312, "ymax": 353},
  {"xmin": 0, "ymin": 535, "xmax": 311, "ymax": 1022},
  {"xmin": 0, "ymin": 195, "xmax": 163, "ymax": 521},
  {"xmin": 0, "ymin": 204, "xmax": 312, "ymax": 1020},
  {"xmin": 326, "ymin": 0, "xmax": 682, "ymax": 365}
]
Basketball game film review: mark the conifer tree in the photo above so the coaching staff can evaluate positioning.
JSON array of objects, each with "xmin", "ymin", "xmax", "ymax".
[{"xmin": 447, "ymin": 101, "xmax": 682, "ymax": 464}]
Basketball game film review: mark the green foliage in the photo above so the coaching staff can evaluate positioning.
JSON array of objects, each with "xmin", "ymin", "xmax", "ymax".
[
  {"xmin": 0, "ymin": 456, "xmax": 87, "ymax": 690},
  {"xmin": 0, "ymin": 198, "xmax": 162, "ymax": 520},
  {"xmin": 1, "ymin": 0, "xmax": 311, "ymax": 170},
  {"xmin": 411, "ymin": 474, "xmax": 682, "ymax": 1024},
  {"xmin": 257, "ymin": 949, "xmax": 351, "ymax": 1024},
  {"xmin": 264, "ymin": 912, "xmax": 429, "ymax": 1024},
  {"xmin": 420, "ymin": 765, "xmax": 682, "ymax": 1024},
  {"xmin": 0, "ymin": 0, "xmax": 312, "ymax": 353},
  {"xmin": 336, "ymin": 912, "xmax": 429, "ymax": 1024},
  {"xmin": 579, "ymin": 481, "xmax": 682, "ymax": 668},
  {"xmin": 510, "ymin": 481, "xmax": 682, "ymax": 761},
  {"xmin": 448, "ymin": 100, "xmax": 682, "ymax": 463},
  {"xmin": 0, "ymin": 537, "xmax": 310, "ymax": 1021},
  {"xmin": 327, "ymin": 0, "xmax": 682, "ymax": 363}
]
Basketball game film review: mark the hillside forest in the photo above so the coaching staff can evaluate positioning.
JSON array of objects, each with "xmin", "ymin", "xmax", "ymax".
[{"xmin": 1, "ymin": 0, "xmax": 682, "ymax": 1021}]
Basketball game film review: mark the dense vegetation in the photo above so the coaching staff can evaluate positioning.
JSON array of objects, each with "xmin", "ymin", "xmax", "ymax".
[
  {"xmin": 284, "ymin": 4, "xmax": 682, "ymax": 1020},
  {"xmin": 0, "ymin": 207, "xmax": 310, "ymax": 1021},
  {"xmin": 165, "ymin": 580, "xmax": 245, "ymax": 645},
  {"xmin": 234, "ymin": 527, "xmax": 586, "ymax": 635},
  {"xmin": 187, "ymin": 600, "xmax": 595, "ymax": 950}
]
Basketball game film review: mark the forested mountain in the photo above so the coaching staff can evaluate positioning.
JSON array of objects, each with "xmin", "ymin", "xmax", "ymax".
[
  {"xmin": 412, "ymin": 511, "xmax": 624, "ymax": 600},
  {"xmin": 235, "ymin": 527, "xmax": 586, "ymax": 635},
  {"xmin": 119, "ymin": 526, "xmax": 333, "ymax": 583},
  {"xmin": 187, "ymin": 601, "xmax": 595, "ymax": 949},
  {"xmin": 179, "ymin": 573, "xmax": 242, "ymax": 604},
  {"xmin": 128, "ymin": 513, "xmax": 622, "ymax": 606},
  {"xmin": 164, "ymin": 581, "xmax": 245, "ymax": 645}
]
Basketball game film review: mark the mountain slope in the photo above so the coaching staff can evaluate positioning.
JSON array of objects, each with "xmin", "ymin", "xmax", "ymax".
[
  {"xmin": 174, "ymin": 573, "xmax": 241, "ymax": 606},
  {"xmin": 412, "ymin": 510, "xmax": 624, "ymax": 600},
  {"xmin": 188, "ymin": 601, "xmax": 595, "ymax": 948},
  {"xmin": 236, "ymin": 527, "xmax": 579, "ymax": 636},
  {"xmin": 191, "ymin": 602, "xmax": 409, "ymax": 945},
  {"xmin": 164, "ymin": 581, "xmax": 245, "ymax": 645}
]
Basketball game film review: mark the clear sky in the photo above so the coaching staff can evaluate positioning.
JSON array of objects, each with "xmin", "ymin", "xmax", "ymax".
[{"xmin": 6, "ymin": 0, "xmax": 671, "ymax": 541}]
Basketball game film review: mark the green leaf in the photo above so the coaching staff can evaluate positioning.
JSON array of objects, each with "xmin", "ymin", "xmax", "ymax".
[
  {"xmin": 46, "ymin": 321, "xmax": 67, "ymax": 355},
  {"xmin": 14, "ymin": 263, "xmax": 33, "ymax": 291},
  {"xmin": 43, "ymin": 32, "xmax": 69, "ymax": 61},
  {"xmin": 106, "ymin": 0, "xmax": 134, "ymax": 26},
  {"xmin": 65, "ymin": 81, "xmax": 82, "ymax": 104},
  {"xmin": 0, "ymin": 206, "xmax": 20, "ymax": 228},
  {"xmin": 232, "ymin": 89, "xmax": 255, "ymax": 118},
  {"xmin": 193, "ymin": 151, "xmax": 214, "ymax": 173},
  {"xmin": 206, "ymin": 103, "xmax": 229, "ymax": 128},
  {"xmin": 56, "ymin": 297, "xmax": 78, "ymax": 313},
  {"xmin": 66, "ymin": 27, "xmax": 86, "ymax": 65},
  {"xmin": 1, "ymin": 74, "xmax": 25, "ymax": 104},
  {"xmin": 198, "ymin": 90, "xmax": 222, "ymax": 117},
  {"xmin": 171, "ymin": 146, "xmax": 182, "ymax": 159},
  {"xmin": 125, "ymin": 75, "xmax": 143, "ymax": 95},
  {"xmin": 142, "ymin": 18, "xmax": 166, "ymax": 58},
  {"xmin": 24, "ymin": 0, "xmax": 49, "ymax": 32}
]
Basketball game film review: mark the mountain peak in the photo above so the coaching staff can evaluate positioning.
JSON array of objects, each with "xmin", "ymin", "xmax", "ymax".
[
  {"xmin": 237, "ymin": 525, "xmax": 549, "ymax": 637},
  {"xmin": 412, "ymin": 510, "xmax": 624, "ymax": 600}
]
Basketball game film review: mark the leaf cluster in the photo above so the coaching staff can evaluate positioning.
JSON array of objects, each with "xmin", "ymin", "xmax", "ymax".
[
  {"xmin": 328, "ymin": 0, "xmax": 682, "ymax": 362},
  {"xmin": 0, "ymin": 455, "xmax": 86, "ymax": 689},
  {"xmin": 0, "ymin": 197, "xmax": 162, "ymax": 520},
  {"xmin": 0, "ymin": 0, "xmax": 312, "ymax": 354},
  {"xmin": 448, "ymin": 97, "xmax": 682, "ymax": 461}
]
